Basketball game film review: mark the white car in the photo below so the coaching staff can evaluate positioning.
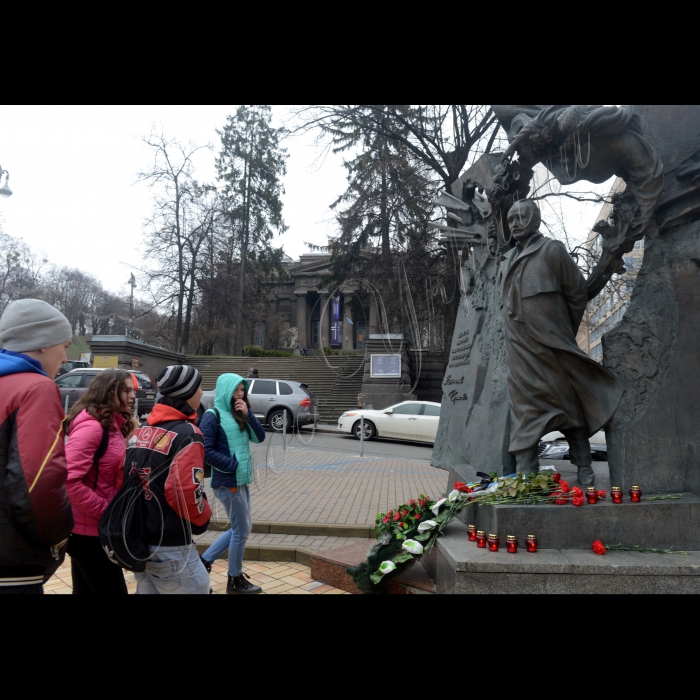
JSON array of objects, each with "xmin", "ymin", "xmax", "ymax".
[{"xmin": 338, "ymin": 401, "xmax": 441, "ymax": 444}]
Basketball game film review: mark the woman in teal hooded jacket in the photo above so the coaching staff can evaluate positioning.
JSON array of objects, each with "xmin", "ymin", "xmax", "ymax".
[{"xmin": 199, "ymin": 373, "xmax": 265, "ymax": 594}]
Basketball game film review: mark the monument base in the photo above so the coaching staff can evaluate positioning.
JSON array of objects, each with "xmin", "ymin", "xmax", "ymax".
[
  {"xmin": 422, "ymin": 520, "xmax": 700, "ymax": 594},
  {"xmin": 447, "ymin": 463, "xmax": 700, "ymax": 550}
]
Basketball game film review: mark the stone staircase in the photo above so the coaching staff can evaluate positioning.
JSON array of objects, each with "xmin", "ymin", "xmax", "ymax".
[{"xmin": 186, "ymin": 353, "xmax": 366, "ymax": 424}]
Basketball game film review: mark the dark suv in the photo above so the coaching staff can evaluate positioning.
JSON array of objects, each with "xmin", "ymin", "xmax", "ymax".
[{"xmin": 55, "ymin": 368, "xmax": 158, "ymax": 417}]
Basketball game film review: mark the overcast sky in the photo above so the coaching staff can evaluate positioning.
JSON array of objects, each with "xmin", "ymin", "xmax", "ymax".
[{"xmin": 0, "ymin": 105, "xmax": 611, "ymax": 302}]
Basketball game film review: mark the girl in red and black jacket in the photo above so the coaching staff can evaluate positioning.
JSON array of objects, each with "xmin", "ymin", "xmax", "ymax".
[
  {"xmin": 124, "ymin": 365, "xmax": 212, "ymax": 595},
  {"xmin": 65, "ymin": 370, "xmax": 140, "ymax": 594}
]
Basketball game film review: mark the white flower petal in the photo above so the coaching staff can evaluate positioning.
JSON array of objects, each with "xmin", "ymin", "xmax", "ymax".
[
  {"xmin": 379, "ymin": 561, "xmax": 396, "ymax": 574},
  {"xmin": 417, "ymin": 520, "xmax": 437, "ymax": 532},
  {"xmin": 402, "ymin": 540, "xmax": 424, "ymax": 555},
  {"xmin": 432, "ymin": 498, "xmax": 447, "ymax": 516},
  {"xmin": 448, "ymin": 489, "xmax": 460, "ymax": 502}
]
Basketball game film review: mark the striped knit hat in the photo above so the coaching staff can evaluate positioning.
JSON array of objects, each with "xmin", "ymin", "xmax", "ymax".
[{"xmin": 157, "ymin": 365, "xmax": 202, "ymax": 400}]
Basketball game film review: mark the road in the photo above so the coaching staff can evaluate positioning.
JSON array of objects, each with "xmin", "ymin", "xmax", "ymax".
[{"xmin": 277, "ymin": 428, "xmax": 434, "ymax": 462}]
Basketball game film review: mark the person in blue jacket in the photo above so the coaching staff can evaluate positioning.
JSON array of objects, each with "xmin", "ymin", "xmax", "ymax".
[{"xmin": 199, "ymin": 373, "xmax": 265, "ymax": 594}]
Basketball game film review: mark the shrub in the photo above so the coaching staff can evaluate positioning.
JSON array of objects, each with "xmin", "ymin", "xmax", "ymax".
[{"xmin": 244, "ymin": 345, "xmax": 295, "ymax": 358}]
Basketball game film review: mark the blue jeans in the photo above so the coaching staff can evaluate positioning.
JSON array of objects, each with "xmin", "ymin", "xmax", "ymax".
[
  {"xmin": 134, "ymin": 543, "xmax": 210, "ymax": 594},
  {"xmin": 202, "ymin": 485, "xmax": 251, "ymax": 577}
]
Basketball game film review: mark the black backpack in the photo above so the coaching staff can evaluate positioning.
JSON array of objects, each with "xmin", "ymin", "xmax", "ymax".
[{"xmin": 91, "ymin": 427, "xmax": 110, "ymax": 488}]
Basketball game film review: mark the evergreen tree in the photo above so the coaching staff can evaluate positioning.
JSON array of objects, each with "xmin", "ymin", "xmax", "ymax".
[{"xmin": 216, "ymin": 105, "xmax": 288, "ymax": 356}]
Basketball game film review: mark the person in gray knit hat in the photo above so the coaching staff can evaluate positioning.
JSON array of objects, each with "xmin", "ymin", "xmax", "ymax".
[
  {"xmin": 0, "ymin": 299, "xmax": 73, "ymax": 379},
  {"xmin": 0, "ymin": 299, "xmax": 74, "ymax": 594},
  {"xmin": 157, "ymin": 365, "xmax": 202, "ymax": 401}
]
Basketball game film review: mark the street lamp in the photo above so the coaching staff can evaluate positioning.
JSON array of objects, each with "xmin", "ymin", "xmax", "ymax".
[{"xmin": 0, "ymin": 165, "xmax": 11, "ymax": 198}]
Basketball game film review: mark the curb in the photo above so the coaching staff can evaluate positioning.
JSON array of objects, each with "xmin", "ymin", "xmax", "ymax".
[
  {"xmin": 194, "ymin": 542, "xmax": 315, "ymax": 567},
  {"xmin": 207, "ymin": 518, "xmax": 375, "ymax": 539}
]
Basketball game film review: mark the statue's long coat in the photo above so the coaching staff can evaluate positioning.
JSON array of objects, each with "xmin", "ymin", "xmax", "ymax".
[{"xmin": 499, "ymin": 233, "xmax": 623, "ymax": 454}]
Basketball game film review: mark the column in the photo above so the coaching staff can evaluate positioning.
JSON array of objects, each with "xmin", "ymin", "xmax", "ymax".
[
  {"xmin": 342, "ymin": 293, "xmax": 354, "ymax": 351},
  {"xmin": 321, "ymin": 296, "xmax": 331, "ymax": 349},
  {"xmin": 295, "ymin": 291, "xmax": 308, "ymax": 346}
]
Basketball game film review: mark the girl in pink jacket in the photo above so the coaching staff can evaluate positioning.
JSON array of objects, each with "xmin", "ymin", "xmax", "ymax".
[{"xmin": 65, "ymin": 370, "xmax": 139, "ymax": 594}]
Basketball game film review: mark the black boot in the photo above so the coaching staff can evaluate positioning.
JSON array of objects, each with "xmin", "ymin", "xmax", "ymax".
[
  {"xmin": 227, "ymin": 572, "xmax": 262, "ymax": 594},
  {"xmin": 200, "ymin": 555, "xmax": 212, "ymax": 574}
]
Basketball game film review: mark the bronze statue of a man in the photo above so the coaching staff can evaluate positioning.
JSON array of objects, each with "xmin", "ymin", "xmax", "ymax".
[{"xmin": 500, "ymin": 200, "xmax": 623, "ymax": 485}]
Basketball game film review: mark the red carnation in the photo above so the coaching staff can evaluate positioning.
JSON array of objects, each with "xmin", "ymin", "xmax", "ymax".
[
  {"xmin": 559, "ymin": 479, "xmax": 570, "ymax": 493},
  {"xmin": 381, "ymin": 515, "xmax": 390, "ymax": 524},
  {"xmin": 552, "ymin": 472, "xmax": 561, "ymax": 482},
  {"xmin": 414, "ymin": 513, "xmax": 422, "ymax": 520},
  {"xmin": 572, "ymin": 486, "xmax": 583, "ymax": 498},
  {"xmin": 572, "ymin": 495, "xmax": 584, "ymax": 507},
  {"xmin": 555, "ymin": 497, "xmax": 568, "ymax": 505},
  {"xmin": 592, "ymin": 540, "xmax": 607, "ymax": 555},
  {"xmin": 393, "ymin": 512, "xmax": 401, "ymax": 522},
  {"xmin": 597, "ymin": 490, "xmax": 608, "ymax": 499}
]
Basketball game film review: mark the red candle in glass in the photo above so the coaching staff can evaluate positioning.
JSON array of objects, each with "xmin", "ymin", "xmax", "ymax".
[
  {"xmin": 488, "ymin": 533, "xmax": 500, "ymax": 552},
  {"xmin": 586, "ymin": 486, "xmax": 598, "ymax": 504},
  {"xmin": 468, "ymin": 524, "xmax": 477, "ymax": 541},
  {"xmin": 526, "ymin": 534, "xmax": 538, "ymax": 553},
  {"xmin": 476, "ymin": 530, "xmax": 487, "ymax": 548},
  {"xmin": 630, "ymin": 486, "xmax": 642, "ymax": 503},
  {"xmin": 506, "ymin": 535, "xmax": 518, "ymax": 553},
  {"xmin": 611, "ymin": 487, "xmax": 623, "ymax": 504}
]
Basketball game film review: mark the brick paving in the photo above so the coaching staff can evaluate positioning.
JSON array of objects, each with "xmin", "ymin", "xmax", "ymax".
[
  {"xmin": 205, "ymin": 442, "xmax": 447, "ymax": 526},
  {"xmin": 44, "ymin": 556, "xmax": 348, "ymax": 594},
  {"xmin": 193, "ymin": 529, "xmax": 367, "ymax": 551}
]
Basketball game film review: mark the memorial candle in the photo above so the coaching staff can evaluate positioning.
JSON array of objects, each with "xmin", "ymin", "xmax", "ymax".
[
  {"xmin": 630, "ymin": 486, "xmax": 642, "ymax": 503},
  {"xmin": 476, "ymin": 530, "xmax": 487, "ymax": 548},
  {"xmin": 611, "ymin": 487, "xmax": 623, "ymax": 504},
  {"xmin": 526, "ymin": 534, "xmax": 538, "ymax": 553},
  {"xmin": 586, "ymin": 486, "xmax": 598, "ymax": 504},
  {"xmin": 468, "ymin": 524, "xmax": 477, "ymax": 542},
  {"xmin": 487, "ymin": 533, "xmax": 500, "ymax": 552},
  {"xmin": 506, "ymin": 535, "xmax": 518, "ymax": 553}
]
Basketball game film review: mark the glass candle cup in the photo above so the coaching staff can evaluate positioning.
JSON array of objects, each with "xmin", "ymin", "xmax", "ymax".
[
  {"xmin": 476, "ymin": 530, "xmax": 487, "ymax": 548},
  {"xmin": 506, "ymin": 535, "xmax": 518, "ymax": 553},
  {"xmin": 630, "ymin": 486, "xmax": 642, "ymax": 503},
  {"xmin": 468, "ymin": 525, "xmax": 477, "ymax": 542},
  {"xmin": 611, "ymin": 487, "xmax": 623, "ymax": 504},
  {"xmin": 487, "ymin": 533, "xmax": 500, "ymax": 552},
  {"xmin": 586, "ymin": 486, "xmax": 598, "ymax": 504},
  {"xmin": 526, "ymin": 534, "xmax": 538, "ymax": 553}
]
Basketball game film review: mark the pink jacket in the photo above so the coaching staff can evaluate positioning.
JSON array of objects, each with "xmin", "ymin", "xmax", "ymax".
[{"xmin": 65, "ymin": 410, "xmax": 128, "ymax": 537}]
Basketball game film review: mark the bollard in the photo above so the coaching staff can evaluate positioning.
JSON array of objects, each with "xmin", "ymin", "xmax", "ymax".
[
  {"xmin": 283, "ymin": 410, "xmax": 287, "ymax": 451},
  {"xmin": 64, "ymin": 394, "xmax": 69, "ymax": 415},
  {"xmin": 360, "ymin": 416, "xmax": 364, "ymax": 458}
]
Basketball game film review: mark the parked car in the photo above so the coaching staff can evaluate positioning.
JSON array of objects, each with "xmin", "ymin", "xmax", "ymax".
[
  {"xmin": 538, "ymin": 430, "xmax": 608, "ymax": 461},
  {"xmin": 200, "ymin": 378, "xmax": 318, "ymax": 432},
  {"xmin": 55, "ymin": 368, "xmax": 158, "ymax": 417},
  {"xmin": 337, "ymin": 401, "xmax": 441, "ymax": 444},
  {"xmin": 56, "ymin": 360, "xmax": 90, "ymax": 377}
]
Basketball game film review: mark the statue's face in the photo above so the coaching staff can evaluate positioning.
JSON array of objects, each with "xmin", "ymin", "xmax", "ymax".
[{"xmin": 507, "ymin": 203, "xmax": 539, "ymax": 243}]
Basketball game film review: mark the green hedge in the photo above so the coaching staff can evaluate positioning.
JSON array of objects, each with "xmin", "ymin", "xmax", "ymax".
[{"xmin": 244, "ymin": 345, "xmax": 295, "ymax": 358}]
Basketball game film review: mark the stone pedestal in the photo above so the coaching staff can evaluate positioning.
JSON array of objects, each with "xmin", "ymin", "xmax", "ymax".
[
  {"xmin": 357, "ymin": 338, "xmax": 416, "ymax": 410},
  {"xmin": 422, "ymin": 520, "xmax": 700, "ymax": 594}
]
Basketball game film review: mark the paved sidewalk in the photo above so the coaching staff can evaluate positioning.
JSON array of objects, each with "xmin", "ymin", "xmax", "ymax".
[
  {"xmin": 205, "ymin": 442, "xmax": 447, "ymax": 526},
  {"xmin": 44, "ymin": 556, "xmax": 348, "ymax": 594},
  {"xmin": 194, "ymin": 529, "xmax": 367, "ymax": 552}
]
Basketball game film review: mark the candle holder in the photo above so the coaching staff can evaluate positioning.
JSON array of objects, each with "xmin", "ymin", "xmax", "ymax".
[
  {"xmin": 476, "ymin": 530, "xmax": 487, "ymax": 548},
  {"xmin": 611, "ymin": 487, "xmax": 623, "ymax": 504},
  {"xmin": 630, "ymin": 486, "xmax": 642, "ymax": 503},
  {"xmin": 586, "ymin": 486, "xmax": 598, "ymax": 504},
  {"xmin": 526, "ymin": 534, "xmax": 538, "ymax": 553},
  {"xmin": 468, "ymin": 524, "xmax": 477, "ymax": 542},
  {"xmin": 487, "ymin": 533, "xmax": 500, "ymax": 552},
  {"xmin": 506, "ymin": 535, "xmax": 518, "ymax": 553}
]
